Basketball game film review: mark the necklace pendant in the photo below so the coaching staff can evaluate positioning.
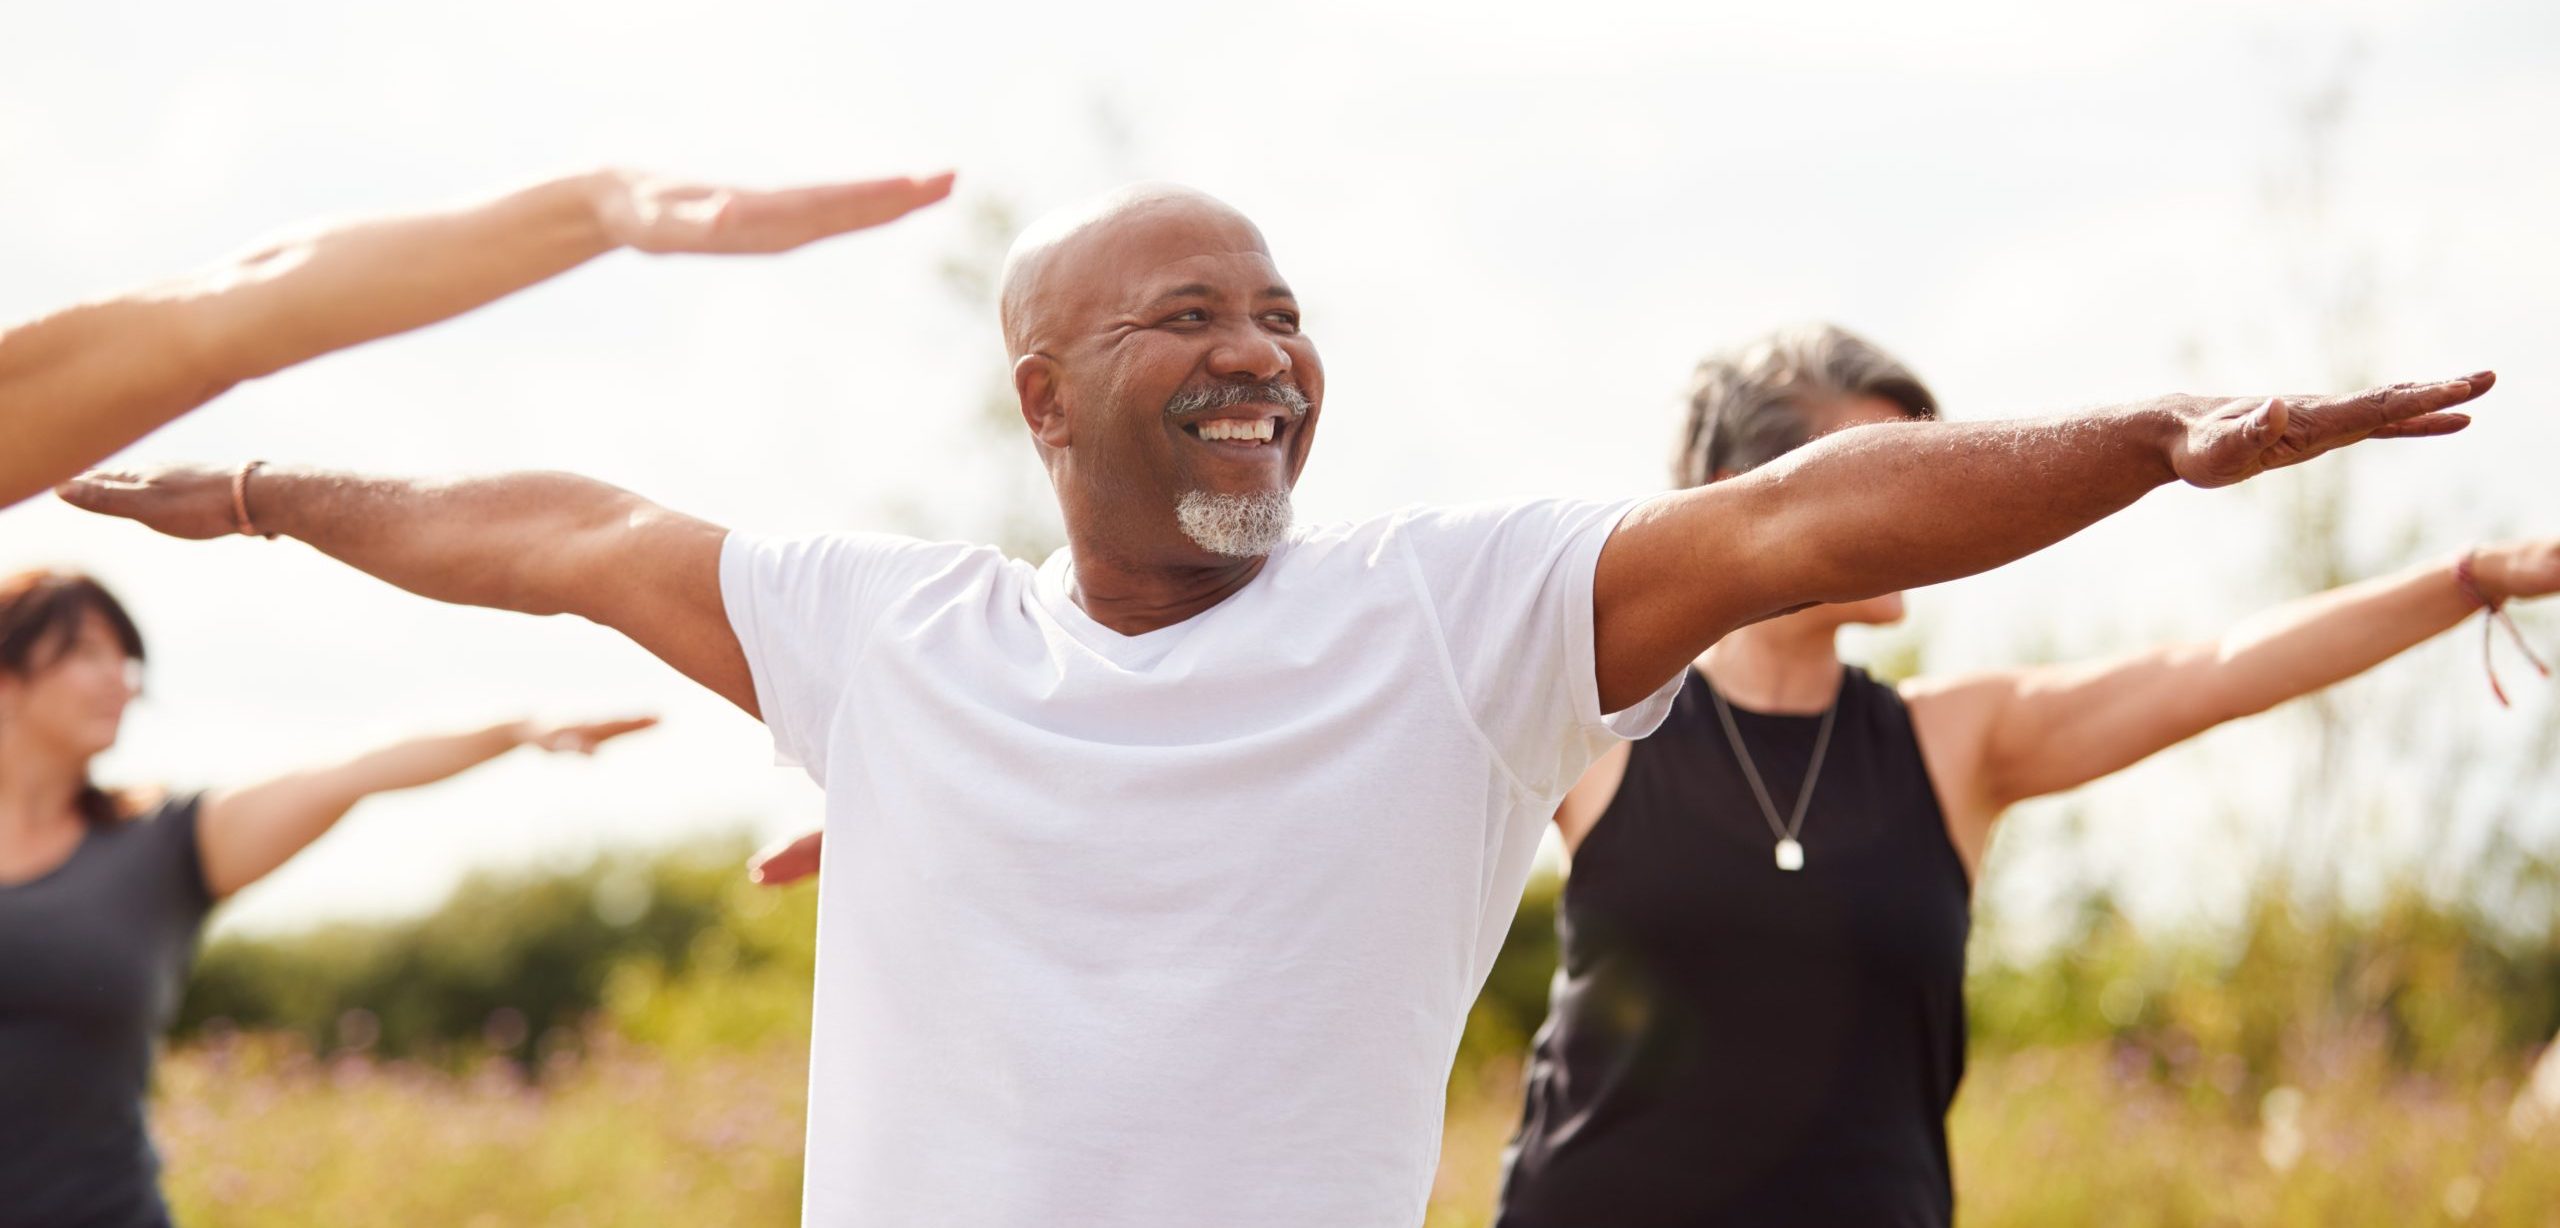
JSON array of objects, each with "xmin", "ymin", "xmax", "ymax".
[{"xmin": 1774, "ymin": 838, "xmax": 1805, "ymax": 872}]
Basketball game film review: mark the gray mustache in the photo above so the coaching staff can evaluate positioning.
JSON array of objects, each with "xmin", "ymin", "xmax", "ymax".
[{"xmin": 1164, "ymin": 380, "xmax": 1310, "ymax": 419}]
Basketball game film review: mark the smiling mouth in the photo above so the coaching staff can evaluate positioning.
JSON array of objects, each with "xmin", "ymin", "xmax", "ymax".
[{"xmin": 1180, "ymin": 414, "xmax": 1291, "ymax": 448}]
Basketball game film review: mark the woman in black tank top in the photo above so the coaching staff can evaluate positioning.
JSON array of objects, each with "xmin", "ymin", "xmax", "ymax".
[{"xmin": 1496, "ymin": 325, "xmax": 2559, "ymax": 1228}]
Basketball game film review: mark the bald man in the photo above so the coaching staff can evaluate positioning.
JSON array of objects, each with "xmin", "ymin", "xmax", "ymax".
[{"xmin": 61, "ymin": 183, "xmax": 2490, "ymax": 1227}]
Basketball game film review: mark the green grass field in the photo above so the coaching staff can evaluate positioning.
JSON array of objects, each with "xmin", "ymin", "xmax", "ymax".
[
  {"xmin": 147, "ymin": 845, "xmax": 2560, "ymax": 1225},
  {"xmin": 155, "ymin": 1030, "xmax": 2560, "ymax": 1227}
]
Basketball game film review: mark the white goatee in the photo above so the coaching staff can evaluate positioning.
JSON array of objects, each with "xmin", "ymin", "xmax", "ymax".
[{"xmin": 1175, "ymin": 490, "xmax": 1294, "ymax": 558}]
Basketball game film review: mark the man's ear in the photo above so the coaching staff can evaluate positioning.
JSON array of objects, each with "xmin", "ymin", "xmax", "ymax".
[{"xmin": 1015, "ymin": 355, "xmax": 1072, "ymax": 449}]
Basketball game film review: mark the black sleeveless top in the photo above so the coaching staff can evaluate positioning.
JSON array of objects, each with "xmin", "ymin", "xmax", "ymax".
[{"xmin": 1496, "ymin": 667, "xmax": 1972, "ymax": 1228}]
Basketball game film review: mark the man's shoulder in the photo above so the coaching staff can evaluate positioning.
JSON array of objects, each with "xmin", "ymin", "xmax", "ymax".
[
  {"xmin": 729, "ymin": 528, "xmax": 1011, "ymax": 578},
  {"xmin": 722, "ymin": 530, "xmax": 1028, "ymax": 629},
  {"xmin": 1347, "ymin": 495, "xmax": 1648, "ymax": 555},
  {"xmin": 1268, "ymin": 497, "xmax": 1642, "ymax": 590},
  {"xmin": 1275, "ymin": 504, "xmax": 1435, "ymax": 568},
  {"xmin": 1294, "ymin": 494, "xmax": 1628, "ymax": 538}
]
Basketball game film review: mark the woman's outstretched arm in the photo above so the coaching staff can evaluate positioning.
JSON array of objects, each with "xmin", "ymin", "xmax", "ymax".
[
  {"xmin": 196, "ymin": 715, "xmax": 657, "ymax": 900},
  {"xmin": 0, "ymin": 167, "xmax": 952, "ymax": 509},
  {"xmin": 1907, "ymin": 536, "xmax": 2558, "ymax": 844}
]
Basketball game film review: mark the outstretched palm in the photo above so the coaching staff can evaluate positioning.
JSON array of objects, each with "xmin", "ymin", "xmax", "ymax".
[
  {"xmin": 601, "ymin": 171, "xmax": 956, "ymax": 255},
  {"xmin": 2170, "ymin": 373, "xmax": 2492, "ymax": 489},
  {"xmin": 527, "ymin": 716, "xmax": 660, "ymax": 755}
]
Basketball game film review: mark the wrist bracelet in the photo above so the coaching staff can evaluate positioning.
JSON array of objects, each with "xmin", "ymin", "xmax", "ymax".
[
  {"xmin": 230, "ymin": 461, "xmax": 277, "ymax": 540},
  {"xmin": 2458, "ymin": 548, "xmax": 2549, "ymax": 707}
]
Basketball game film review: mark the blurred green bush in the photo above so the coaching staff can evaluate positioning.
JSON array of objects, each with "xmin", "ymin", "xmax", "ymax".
[
  {"xmin": 178, "ymin": 838, "xmax": 815, "ymax": 1066},
  {"xmin": 179, "ymin": 834, "xmax": 2560, "ymax": 1102}
]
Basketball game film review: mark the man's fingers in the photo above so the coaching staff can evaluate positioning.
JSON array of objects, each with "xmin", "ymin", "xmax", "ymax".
[
  {"xmin": 2377, "ymin": 372, "xmax": 2495, "ymax": 418},
  {"xmin": 55, "ymin": 470, "xmax": 137, "ymax": 515},
  {"xmin": 2183, "ymin": 374, "xmax": 2487, "ymax": 488},
  {"xmin": 2366, "ymin": 412, "xmax": 2473, "ymax": 439},
  {"xmin": 2303, "ymin": 372, "xmax": 2494, "ymax": 441}
]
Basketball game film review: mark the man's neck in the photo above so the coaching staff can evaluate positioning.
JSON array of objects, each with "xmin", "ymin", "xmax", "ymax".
[
  {"xmin": 1060, "ymin": 536, "xmax": 1273, "ymax": 636},
  {"xmin": 1697, "ymin": 619, "xmax": 1845, "ymax": 714}
]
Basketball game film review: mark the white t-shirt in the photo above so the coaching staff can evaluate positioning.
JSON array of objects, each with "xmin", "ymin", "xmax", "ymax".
[{"xmin": 721, "ymin": 497, "xmax": 1680, "ymax": 1228}]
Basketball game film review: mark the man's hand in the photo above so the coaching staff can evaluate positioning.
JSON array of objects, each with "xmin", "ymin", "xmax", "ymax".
[
  {"xmin": 2168, "ymin": 373, "xmax": 2490, "ymax": 489},
  {"xmin": 749, "ymin": 827, "xmax": 824, "ymax": 887},
  {"xmin": 1595, "ymin": 368, "xmax": 2505, "ymax": 713},
  {"xmin": 596, "ymin": 170, "xmax": 956, "ymax": 256},
  {"xmin": 56, "ymin": 463, "xmax": 245, "ymax": 540},
  {"xmin": 62, "ymin": 463, "xmax": 758, "ymax": 715}
]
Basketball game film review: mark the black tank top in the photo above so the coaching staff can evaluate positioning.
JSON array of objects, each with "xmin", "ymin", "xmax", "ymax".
[{"xmin": 1496, "ymin": 666, "xmax": 1972, "ymax": 1228}]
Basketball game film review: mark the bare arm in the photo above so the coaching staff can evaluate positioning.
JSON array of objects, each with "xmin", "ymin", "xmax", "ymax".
[
  {"xmin": 1592, "ymin": 378, "xmax": 2491, "ymax": 712},
  {"xmin": 1908, "ymin": 536, "xmax": 2560, "ymax": 831},
  {"xmin": 0, "ymin": 167, "xmax": 953, "ymax": 509},
  {"xmin": 198, "ymin": 716, "xmax": 655, "ymax": 900},
  {"xmin": 57, "ymin": 464, "xmax": 756, "ymax": 714}
]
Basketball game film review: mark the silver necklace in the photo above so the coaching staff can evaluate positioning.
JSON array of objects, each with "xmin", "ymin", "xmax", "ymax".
[{"xmin": 1707, "ymin": 678, "xmax": 1838, "ymax": 872}]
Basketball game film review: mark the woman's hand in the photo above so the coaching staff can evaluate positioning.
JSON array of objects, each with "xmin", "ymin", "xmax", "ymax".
[
  {"xmin": 201, "ymin": 715, "xmax": 660, "ymax": 901},
  {"xmin": 593, "ymin": 170, "xmax": 956, "ymax": 255},
  {"xmin": 2477, "ymin": 537, "xmax": 2560, "ymax": 606},
  {"xmin": 518, "ymin": 715, "xmax": 660, "ymax": 755}
]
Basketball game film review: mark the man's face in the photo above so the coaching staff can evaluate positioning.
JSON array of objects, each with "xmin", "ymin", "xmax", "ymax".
[{"xmin": 1038, "ymin": 202, "xmax": 1325, "ymax": 559}]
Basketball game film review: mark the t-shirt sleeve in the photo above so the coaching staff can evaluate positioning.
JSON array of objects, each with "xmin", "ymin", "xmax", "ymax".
[
  {"xmin": 1396, "ymin": 497, "xmax": 1683, "ymax": 798},
  {"xmin": 719, "ymin": 530, "xmax": 971, "ymax": 786},
  {"xmin": 140, "ymin": 791, "xmax": 215, "ymax": 921}
]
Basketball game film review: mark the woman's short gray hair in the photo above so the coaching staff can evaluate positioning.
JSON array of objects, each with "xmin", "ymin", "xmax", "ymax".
[{"xmin": 1675, "ymin": 323, "xmax": 1938, "ymax": 487}]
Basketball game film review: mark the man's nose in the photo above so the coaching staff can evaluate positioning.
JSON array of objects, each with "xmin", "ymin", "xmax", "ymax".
[{"xmin": 1207, "ymin": 323, "xmax": 1291, "ymax": 386}]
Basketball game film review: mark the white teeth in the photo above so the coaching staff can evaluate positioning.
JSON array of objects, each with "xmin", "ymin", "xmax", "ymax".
[{"xmin": 1196, "ymin": 418, "xmax": 1277, "ymax": 443}]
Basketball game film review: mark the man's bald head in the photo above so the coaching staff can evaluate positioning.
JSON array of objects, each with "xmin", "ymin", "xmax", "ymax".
[
  {"xmin": 998, "ymin": 184, "xmax": 1269, "ymax": 361},
  {"xmin": 996, "ymin": 181, "xmax": 1321, "ymax": 571}
]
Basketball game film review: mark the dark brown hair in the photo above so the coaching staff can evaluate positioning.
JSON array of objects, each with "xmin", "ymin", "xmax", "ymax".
[
  {"xmin": 1675, "ymin": 323, "xmax": 1939, "ymax": 488},
  {"xmin": 0, "ymin": 570, "xmax": 147, "ymax": 825}
]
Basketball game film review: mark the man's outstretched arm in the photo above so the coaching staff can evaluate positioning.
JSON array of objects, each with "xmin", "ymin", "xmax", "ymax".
[
  {"xmin": 0, "ymin": 168, "xmax": 954, "ymax": 509},
  {"xmin": 56, "ymin": 464, "xmax": 756, "ymax": 715},
  {"xmin": 1591, "ymin": 376, "xmax": 2493, "ymax": 712}
]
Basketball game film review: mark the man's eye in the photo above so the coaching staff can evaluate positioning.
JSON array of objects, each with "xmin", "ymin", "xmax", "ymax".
[
  {"xmin": 1265, "ymin": 311, "xmax": 1301, "ymax": 332},
  {"xmin": 1170, "ymin": 309, "xmax": 1208, "ymax": 323}
]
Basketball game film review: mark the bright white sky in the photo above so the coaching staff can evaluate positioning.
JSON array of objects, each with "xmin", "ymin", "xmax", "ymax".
[{"xmin": 2, "ymin": 0, "xmax": 2553, "ymax": 938}]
